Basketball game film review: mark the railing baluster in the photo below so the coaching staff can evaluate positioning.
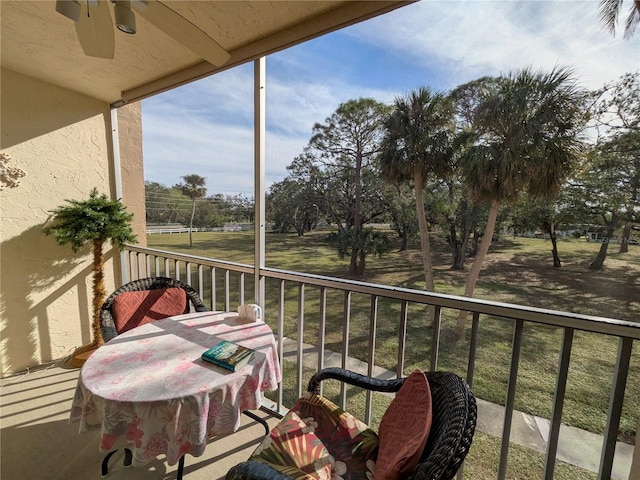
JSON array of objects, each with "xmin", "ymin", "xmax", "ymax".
[
  {"xmin": 145, "ymin": 254, "xmax": 151, "ymax": 277},
  {"xmin": 136, "ymin": 252, "xmax": 142, "ymax": 279},
  {"xmin": 365, "ymin": 295, "xmax": 378, "ymax": 424},
  {"xmin": 239, "ymin": 272, "xmax": 245, "ymax": 305},
  {"xmin": 341, "ymin": 291, "xmax": 351, "ymax": 408},
  {"xmin": 130, "ymin": 251, "xmax": 137, "ymax": 281},
  {"xmin": 457, "ymin": 311, "xmax": 481, "ymax": 480},
  {"xmin": 318, "ymin": 286, "xmax": 327, "ymax": 397},
  {"xmin": 544, "ymin": 327, "xmax": 574, "ymax": 479},
  {"xmin": 224, "ymin": 269, "xmax": 230, "ymax": 311},
  {"xmin": 125, "ymin": 251, "xmax": 131, "ymax": 282},
  {"xmin": 175, "ymin": 260, "xmax": 181, "ymax": 281},
  {"xmin": 429, "ymin": 305, "xmax": 442, "ymax": 372},
  {"xmin": 498, "ymin": 318, "xmax": 524, "ymax": 480},
  {"xmin": 599, "ymin": 336, "xmax": 633, "ymax": 479},
  {"xmin": 296, "ymin": 284, "xmax": 305, "ymax": 399},
  {"xmin": 467, "ymin": 311, "xmax": 480, "ymax": 388},
  {"xmin": 397, "ymin": 300, "xmax": 408, "ymax": 378},
  {"xmin": 186, "ymin": 262, "xmax": 192, "ymax": 286},
  {"xmin": 164, "ymin": 258, "xmax": 169, "ymax": 277},
  {"xmin": 155, "ymin": 256, "xmax": 160, "ymax": 277},
  {"xmin": 210, "ymin": 267, "xmax": 216, "ymax": 310},
  {"xmin": 198, "ymin": 265, "xmax": 203, "ymax": 301},
  {"xmin": 277, "ymin": 279, "xmax": 285, "ymax": 411}
]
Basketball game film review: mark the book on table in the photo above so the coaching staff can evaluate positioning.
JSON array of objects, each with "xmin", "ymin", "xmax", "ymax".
[{"xmin": 202, "ymin": 340, "xmax": 255, "ymax": 371}]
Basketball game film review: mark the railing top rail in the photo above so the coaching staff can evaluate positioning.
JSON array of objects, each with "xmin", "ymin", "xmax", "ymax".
[
  {"xmin": 126, "ymin": 245, "xmax": 640, "ymax": 340},
  {"xmin": 126, "ymin": 244, "xmax": 254, "ymax": 274},
  {"xmin": 261, "ymin": 267, "xmax": 639, "ymax": 339}
]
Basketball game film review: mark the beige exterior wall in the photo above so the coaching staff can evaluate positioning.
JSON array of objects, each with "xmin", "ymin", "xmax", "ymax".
[
  {"xmin": 118, "ymin": 102, "xmax": 147, "ymax": 249},
  {"xmin": 0, "ymin": 69, "xmax": 143, "ymax": 375}
]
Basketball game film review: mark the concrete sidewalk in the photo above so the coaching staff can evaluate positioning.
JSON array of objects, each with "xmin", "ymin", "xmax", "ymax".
[{"xmin": 281, "ymin": 338, "xmax": 634, "ymax": 480}]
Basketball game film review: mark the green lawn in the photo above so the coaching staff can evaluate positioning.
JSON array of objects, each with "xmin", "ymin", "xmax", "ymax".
[{"xmin": 147, "ymin": 229, "xmax": 639, "ymax": 447}]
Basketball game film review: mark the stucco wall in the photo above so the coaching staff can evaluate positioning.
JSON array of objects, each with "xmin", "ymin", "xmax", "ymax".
[
  {"xmin": 0, "ymin": 68, "xmax": 140, "ymax": 375},
  {"xmin": 118, "ymin": 102, "xmax": 147, "ymax": 248}
]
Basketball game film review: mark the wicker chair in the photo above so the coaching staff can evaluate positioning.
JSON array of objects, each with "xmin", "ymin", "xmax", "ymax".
[
  {"xmin": 99, "ymin": 276, "xmax": 208, "ymax": 343},
  {"xmin": 226, "ymin": 367, "xmax": 477, "ymax": 480}
]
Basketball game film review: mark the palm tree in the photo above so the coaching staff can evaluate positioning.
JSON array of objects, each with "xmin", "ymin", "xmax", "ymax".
[
  {"xmin": 179, "ymin": 174, "xmax": 207, "ymax": 247},
  {"xmin": 44, "ymin": 188, "xmax": 136, "ymax": 349},
  {"xmin": 454, "ymin": 67, "xmax": 586, "ymax": 337},
  {"xmin": 380, "ymin": 87, "xmax": 455, "ymax": 311},
  {"xmin": 598, "ymin": 0, "xmax": 640, "ymax": 39}
]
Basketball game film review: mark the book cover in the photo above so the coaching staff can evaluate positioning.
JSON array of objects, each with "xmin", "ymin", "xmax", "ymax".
[{"xmin": 202, "ymin": 340, "xmax": 255, "ymax": 371}]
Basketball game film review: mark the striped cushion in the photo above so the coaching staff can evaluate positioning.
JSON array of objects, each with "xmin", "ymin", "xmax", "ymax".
[
  {"xmin": 251, "ymin": 392, "xmax": 379, "ymax": 480},
  {"xmin": 112, "ymin": 288, "xmax": 188, "ymax": 334}
]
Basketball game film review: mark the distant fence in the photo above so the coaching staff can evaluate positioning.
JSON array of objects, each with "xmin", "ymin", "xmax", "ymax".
[
  {"xmin": 146, "ymin": 224, "xmax": 253, "ymax": 234},
  {"xmin": 147, "ymin": 227, "xmax": 198, "ymax": 234}
]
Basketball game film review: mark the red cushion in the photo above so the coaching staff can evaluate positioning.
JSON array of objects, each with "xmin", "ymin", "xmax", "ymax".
[
  {"xmin": 112, "ymin": 288, "xmax": 188, "ymax": 334},
  {"xmin": 375, "ymin": 370, "xmax": 432, "ymax": 480}
]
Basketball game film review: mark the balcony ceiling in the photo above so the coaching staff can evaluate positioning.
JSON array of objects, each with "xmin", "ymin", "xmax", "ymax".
[{"xmin": 1, "ymin": 1, "xmax": 410, "ymax": 104}]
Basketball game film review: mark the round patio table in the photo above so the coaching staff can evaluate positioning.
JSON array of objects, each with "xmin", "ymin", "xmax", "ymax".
[{"xmin": 70, "ymin": 310, "xmax": 281, "ymax": 476}]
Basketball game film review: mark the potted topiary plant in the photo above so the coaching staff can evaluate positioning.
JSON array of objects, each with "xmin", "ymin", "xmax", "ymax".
[{"xmin": 44, "ymin": 188, "xmax": 137, "ymax": 365}]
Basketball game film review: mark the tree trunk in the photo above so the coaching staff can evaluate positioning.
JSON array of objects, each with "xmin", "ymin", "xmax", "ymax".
[
  {"xmin": 544, "ymin": 222, "xmax": 561, "ymax": 267},
  {"xmin": 590, "ymin": 241, "xmax": 610, "ymax": 270},
  {"xmin": 349, "ymin": 239, "xmax": 359, "ymax": 274},
  {"xmin": 413, "ymin": 168, "xmax": 435, "ymax": 323},
  {"xmin": 550, "ymin": 234, "xmax": 562, "ymax": 267},
  {"xmin": 450, "ymin": 198, "xmax": 470, "ymax": 270},
  {"xmin": 449, "ymin": 222, "xmax": 466, "ymax": 270},
  {"xmin": 455, "ymin": 199, "xmax": 500, "ymax": 337},
  {"xmin": 189, "ymin": 200, "xmax": 196, "ymax": 247},
  {"xmin": 619, "ymin": 223, "xmax": 631, "ymax": 254},
  {"xmin": 357, "ymin": 251, "xmax": 366, "ymax": 276},
  {"xmin": 400, "ymin": 229, "xmax": 409, "ymax": 251},
  {"xmin": 452, "ymin": 242, "xmax": 465, "ymax": 270},
  {"xmin": 456, "ymin": 207, "xmax": 477, "ymax": 268},
  {"xmin": 470, "ymin": 230, "xmax": 479, "ymax": 257},
  {"xmin": 92, "ymin": 238, "xmax": 106, "ymax": 346},
  {"xmin": 590, "ymin": 223, "xmax": 616, "ymax": 270},
  {"xmin": 350, "ymin": 152, "xmax": 364, "ymax": 276}
]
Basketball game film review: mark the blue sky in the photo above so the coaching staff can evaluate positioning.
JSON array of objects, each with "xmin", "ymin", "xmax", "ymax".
[{"xmin": 142, "ymin": 1, "xmax": 639, "ymax": 197}]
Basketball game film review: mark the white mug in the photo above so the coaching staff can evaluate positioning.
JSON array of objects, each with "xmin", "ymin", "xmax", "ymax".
[{"xmin": 238, "ymin": 304, "xmax": 263, "ymax": 322}]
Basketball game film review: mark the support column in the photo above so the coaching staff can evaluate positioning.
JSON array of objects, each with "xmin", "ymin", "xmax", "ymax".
[
  {"xmin": 110, "ymin": 106, "xmax": 127, "ymax": 285},
  {"xmin": 254, "ymin": 57, "xmax": 266, "ymax": 306}
]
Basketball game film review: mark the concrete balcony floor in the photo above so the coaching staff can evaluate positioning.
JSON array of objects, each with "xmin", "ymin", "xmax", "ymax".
[{"xmin": 0, "ymin": 361, "xmax": 280, "ymax": 480}]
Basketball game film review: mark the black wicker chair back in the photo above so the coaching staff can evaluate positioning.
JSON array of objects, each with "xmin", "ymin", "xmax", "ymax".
[
  {"xmin": 99, "ymin": 276, "xmax": 208, "ymax": 343},
  {"xmin": 226, "ymin": 367, "xmax": 476, "ymax": 480}
]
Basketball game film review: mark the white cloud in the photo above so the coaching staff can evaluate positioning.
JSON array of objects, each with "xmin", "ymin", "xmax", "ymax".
[
  {"xmin": 349, "ymin": 1, "xmax": 638, "ymax": 90},
  {"xmin": 142, "ymin": 0, "xmax": 639, "ymax": 197}
]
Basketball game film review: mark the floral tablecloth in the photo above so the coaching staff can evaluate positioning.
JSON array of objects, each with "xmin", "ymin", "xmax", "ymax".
[{"xmin": 69, "ymin": 311, "xmax": 281, "ymax": 467}]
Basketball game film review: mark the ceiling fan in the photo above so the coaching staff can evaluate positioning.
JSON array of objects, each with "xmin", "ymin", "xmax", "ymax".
[{"xmin": 55, "ymin": 0, "xmax": 230, "ymax": 66}]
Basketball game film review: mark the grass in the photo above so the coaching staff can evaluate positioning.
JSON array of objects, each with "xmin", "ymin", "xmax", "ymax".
[{"xmin": 146, "ymin": 229, "xmax": 640, "ymax": 445}]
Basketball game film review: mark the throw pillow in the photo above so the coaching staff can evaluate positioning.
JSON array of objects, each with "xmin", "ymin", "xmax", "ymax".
[
  {"xmin": 112, "ymin": 287, "xmax": 188, "ymax": 334},
  {"xmin": 252, "ymin": 392, "xmax": 379, "ymax": 480},
  {"xmin": 375, "ymin": 370, "xmax": 432, "ymax": 480}
]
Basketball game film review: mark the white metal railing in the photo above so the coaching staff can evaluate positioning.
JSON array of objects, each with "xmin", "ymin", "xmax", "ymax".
[{"xmin": 123, "ymin": 244, "xmax": 638, "ymax": 480}]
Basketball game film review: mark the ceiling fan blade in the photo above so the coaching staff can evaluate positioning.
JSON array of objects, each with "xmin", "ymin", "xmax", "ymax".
[
  {"xmin": 75, "ymin": 0, "xmax": 115, "ymax": 59},
  {"xmin": 131, "ymin": 0, "xmax": 230, "ymax": 66}
]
